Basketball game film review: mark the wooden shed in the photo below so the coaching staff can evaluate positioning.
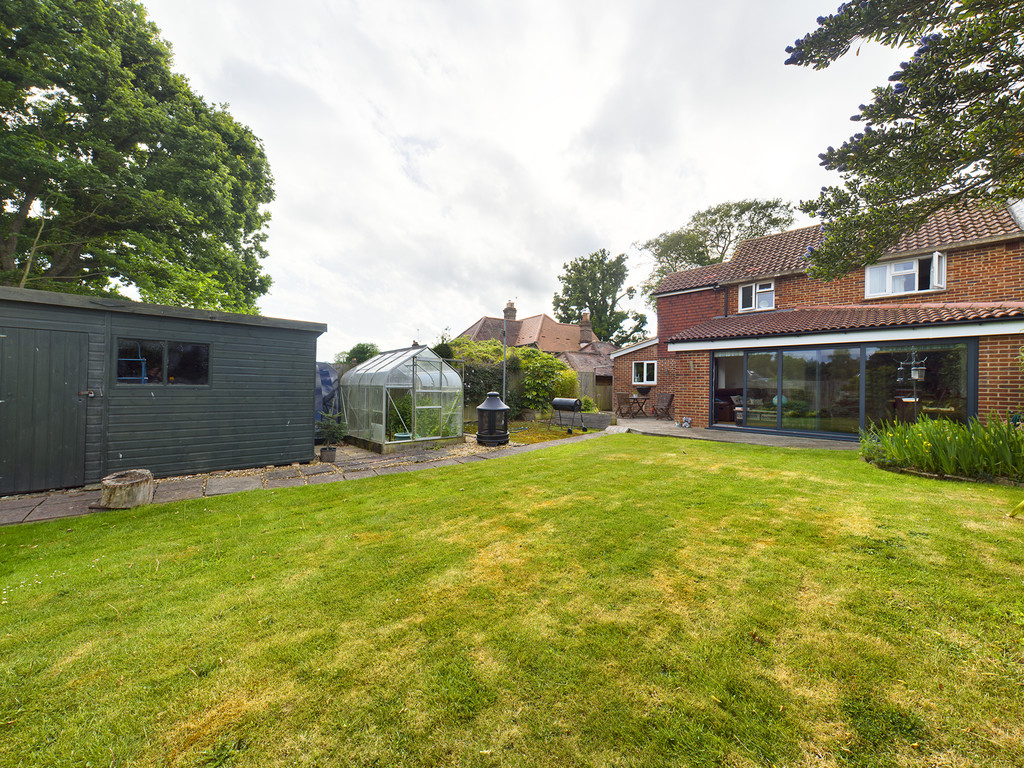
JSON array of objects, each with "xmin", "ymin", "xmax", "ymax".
[{"xmin": 0, "ymin": 287, "xmax": 326, "ymax": 495}]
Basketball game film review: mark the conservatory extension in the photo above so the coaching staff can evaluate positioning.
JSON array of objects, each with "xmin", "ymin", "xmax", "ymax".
[{"xmin": 340, "ymin": 346, "xmax": 464, "ymax": 453}]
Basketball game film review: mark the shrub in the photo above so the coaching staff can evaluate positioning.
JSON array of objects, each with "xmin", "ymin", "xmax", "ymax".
[
  {"xmin": 580, "ymin": 396, "xmax": 599, "ymax": 413},
  {"xmin": 552, "ymin": 369, "xmax": 579, "ymax": 399},
  {"xmin": 860, "ymin": 415, "xmax": 1024, "ymax": 482}
]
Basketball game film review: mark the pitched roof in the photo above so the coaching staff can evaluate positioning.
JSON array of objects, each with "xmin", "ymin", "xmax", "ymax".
[
  {"xmin": 651, "ymin": 262, "xmax": 733, "ymax": 295},
  {"xmin": 891, "ymin": 203, "xmax": 1023, "ymax": 253},
  {"xmin": 665, "ymin": 302, "xmax": 1024, "ymax": 343},
  {"xmin": 459, "ymin": 312, "xmax": 586, "ymax": 353},
  {"xmin": 652, "ymin": 203, "xmax": 1024, "ymax": 295}
]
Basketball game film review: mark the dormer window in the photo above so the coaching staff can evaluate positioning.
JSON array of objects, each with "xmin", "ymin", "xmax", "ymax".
[
  {"xmin": 865, "ymin": 252, "xmax": 946, "ymax": 298},
  {"xmin": 739, "ymin": 281, "xmax": 774, "ymax": 312}
]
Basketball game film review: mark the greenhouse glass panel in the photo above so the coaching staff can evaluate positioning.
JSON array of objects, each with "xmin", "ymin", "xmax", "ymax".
[{"xmin": 340, "ymin": 346, "xmax": 463, "ymax": 448}]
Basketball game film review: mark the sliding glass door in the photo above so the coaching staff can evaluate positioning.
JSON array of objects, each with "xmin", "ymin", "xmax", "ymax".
[{"xmin": 709, "ymin": 340, "xmax": 973, "ymax": 435}]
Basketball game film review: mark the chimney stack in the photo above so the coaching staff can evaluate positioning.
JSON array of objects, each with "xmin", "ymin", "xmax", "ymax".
[
  {"xmin": 503, "ymin": 301, "xmax": 517, "ymax": 322},
  {"xmin": 579, "ymin": 310, "xmax": 595, "ymax": 344}
]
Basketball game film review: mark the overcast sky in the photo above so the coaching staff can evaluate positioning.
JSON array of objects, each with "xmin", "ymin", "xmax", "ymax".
[{"xmin": 139, "ymin": 0, "xmax": 907, "ymax": 360}]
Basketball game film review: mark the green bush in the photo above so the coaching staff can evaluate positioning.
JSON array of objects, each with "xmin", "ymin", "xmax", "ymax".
[
  {"xmin": 860, "ymin": 415, "xmax": 1024, "ymax": 481},
  {"xmin": 580, "ymin": 396, "xmax": 599, "ymax": 413},
  {"xmin": 552, "ymin": 369, "xmax": 579, "ymax": 399},
  {"xmin": 450, "ymin": 338, "xmax": 570, "ymax": 414}
]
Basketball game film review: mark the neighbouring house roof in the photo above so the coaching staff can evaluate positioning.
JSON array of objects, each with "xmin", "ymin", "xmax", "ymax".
[
  {"xmin": 557, "ymin": 350, "xmax": 613, "ymax": 378},
  {"xmin": 665, "ymin": 302, "xmax": 1024, "ymax": 344},
  {"xmin": 653, "ymin": 203, "xmax": 1024, "ymax": 295},
  {"xmin": 459, "ymin": 312, "xmax": 587, "ymax": 353}
]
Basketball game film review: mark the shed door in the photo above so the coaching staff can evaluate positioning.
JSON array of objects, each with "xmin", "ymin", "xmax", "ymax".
[{"xmin": 0, "ymin": 327, "xmax": 89, "ymax": 494}]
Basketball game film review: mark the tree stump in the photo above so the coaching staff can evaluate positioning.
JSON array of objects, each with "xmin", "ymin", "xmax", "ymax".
[{"xmin": 100, "ymin": 469, "xmax": 155, "ymax": 509}]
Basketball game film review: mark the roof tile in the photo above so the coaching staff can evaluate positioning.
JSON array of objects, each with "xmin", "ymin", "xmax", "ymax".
[{"xmin": 666, "ymin": 302, "xmax": 1024, "ymax": 343}]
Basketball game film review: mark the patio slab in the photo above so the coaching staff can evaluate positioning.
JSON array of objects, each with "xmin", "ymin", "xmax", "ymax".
[
  {"xmin": 306, "ymin": 472, "xmax": 348, "ymax": 485},
  {"xmin": 0, "ymin": 498, "xmax": 42, "ymax": 525},
  {"xmin": 205, "ymin": 476, "xmax": 262, "ymax": 496},
  {"xmin": 342, "ymin": 469, "xmax": 377, "ymax": 481},
  {"xmin": 266, "ymin": 467, "xmax": 302, "ymax": 479},
  {"xmin": 265, "ymin": 476, "xmax": 306, "ymax": 489},
  {"xmin": 299, "ymin": 464, "xmax": 337, "ymax": 476},
  {"xmin": 153, "ymin": 478, "xmax": 205, "ymax": 503}
]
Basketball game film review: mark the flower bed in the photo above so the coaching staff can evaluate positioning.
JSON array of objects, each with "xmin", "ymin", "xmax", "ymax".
[{"xmin": 860, "ymin": 415, "xmax": 1024, "ymax": 483}]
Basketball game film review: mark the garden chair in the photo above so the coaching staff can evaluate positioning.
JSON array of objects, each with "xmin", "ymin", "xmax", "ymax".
[
  {"xmin": 652, "ymin": 391, "xmax": 674, "ymax": 420},
  {"xmin": 615, "ymin": 392, "xmax": 633, "ymax": 417}
]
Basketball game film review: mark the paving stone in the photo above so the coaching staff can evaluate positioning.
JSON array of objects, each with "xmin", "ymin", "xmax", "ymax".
[
  {"xmin": 452, "ymin": 454, "xmax": 487, "ymax": 463},
  {"xmin": 299, "ymin": 464, "xmax": 337, "ymax": 476},
  {"xmin": 414, "ymin": 458, "xmax": 460, "ymax": 469},
  {"xmin": 266, "ymin": 467, "xmax": 302, "ymax": 479},
  {"xmin": 373, "ymin": 464, "xmax": 410, "ymax": 475},
  {"xmin": 153, "ymin": 478, "xmax": 205, "ymax": 503},
  {"xmin": 24, "ymin": 500, "xmax": 99, "ymax": 522},
  {"xmin": 205, "ymin": 476, "xmax": 262, "ymax": 496},
  {"xmin": 265, "ymin": 476, "xmax": 306, "ymax": 489},
  {"xmin": 343, "ymin": 469, "xmax": 377, "ymax": 481},
  {"xmin": 306, "ymin": 472, "xmax": 348, "ymax": 485},
  {"xmin": 0, "ymin": 500, "xmax": 39, "ymax": 525}
]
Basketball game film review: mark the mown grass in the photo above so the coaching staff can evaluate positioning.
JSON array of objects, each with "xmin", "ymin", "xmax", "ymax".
[{"xmin": 2, "ymin": 434, "xmax": 1023, "ymax": 767}]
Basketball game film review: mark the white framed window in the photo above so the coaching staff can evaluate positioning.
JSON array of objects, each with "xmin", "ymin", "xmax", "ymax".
[
  {"xmin": 739, "ymin": 281, "xmax": 775, "ymax": 312},
  {"xmin": 632, "ymin": 360, "xmax": 657, "ymax": 385},
  {"xmin": 865, "ymin": 252, "xmax": 946, "ymax": 298}
]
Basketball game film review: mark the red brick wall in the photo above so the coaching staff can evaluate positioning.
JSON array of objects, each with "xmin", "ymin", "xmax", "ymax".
[
  {"xmin": 977, "ymin": 334, "xmax": 1024, "ymax": 419},
  {"xmin": 670, "ymin": 351, "xmax": 710, "ymax": 427},
  {"xmin": 753, "ymin": 239, "xmax": 1024, "ymax": 309},
  {"xmin": 612, "ymin": 345, "xmax": 672, "ymax": 416},
  {"xmin": 656, "ymin": 289, "xmax": 726, "ymax": 347}
]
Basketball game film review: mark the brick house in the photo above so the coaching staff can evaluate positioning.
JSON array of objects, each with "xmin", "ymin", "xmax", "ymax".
[{"xmin": 611, "ymin": 203, "xmax": 1024, "ymax": 437}]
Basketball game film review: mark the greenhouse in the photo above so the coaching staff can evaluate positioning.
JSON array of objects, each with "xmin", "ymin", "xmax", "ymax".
[{"xmin": 340, "ymin": 346, "xmax": 464, "ymax": 452}]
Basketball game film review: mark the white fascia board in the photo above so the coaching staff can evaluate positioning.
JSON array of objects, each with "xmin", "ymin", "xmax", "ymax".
[
  {"xmin": 610, "ymin": 338, "xmax": 659, "ymax": 359},
  {"xmin": 666, "ymin": 319, "xmax": 1024, "ymax": 352},
  {"xmin": 653, "ymin": 286, "xmax": 718, "ymax": 299}
]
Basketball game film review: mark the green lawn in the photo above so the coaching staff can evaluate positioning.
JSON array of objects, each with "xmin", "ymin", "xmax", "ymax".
[{"xmin": 2, "ymin": 434, "xmax": 1023, "ymax": 767}]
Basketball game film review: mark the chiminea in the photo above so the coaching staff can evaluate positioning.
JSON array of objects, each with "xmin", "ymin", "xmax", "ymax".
[{"xmin": 476, "ymin": 391, "xmax": 510, "ymax": 446}]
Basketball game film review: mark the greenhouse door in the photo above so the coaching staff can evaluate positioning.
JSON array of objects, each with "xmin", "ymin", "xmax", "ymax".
[{"xmin": 0, "ymin": 327, "xmax": 89, "ymax": 494}]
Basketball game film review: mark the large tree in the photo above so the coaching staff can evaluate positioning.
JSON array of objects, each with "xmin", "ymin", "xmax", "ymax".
[
  {"xmin": 786, "ymin": 1, "xmax": 1024, "ymax": 280},
  {"xmin": 0, "ymin": 0, "xmax": 274, "ymax": 311},
  {"xmin": 637, "ymin": 199, "xmax": 794, "ymax": 301},
  {"xmin": 552, "ymin": 249, "xmax": 647, "ymax": 346}
]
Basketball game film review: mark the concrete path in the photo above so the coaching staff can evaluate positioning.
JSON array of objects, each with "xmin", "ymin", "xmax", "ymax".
[{"xmin": 0, "ymin": 421, "xmax": 858, "ymax": 527}]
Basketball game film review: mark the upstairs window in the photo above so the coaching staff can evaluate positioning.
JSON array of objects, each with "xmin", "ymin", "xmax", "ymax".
[
  {"xmin": 865, "ymin": 252, "xmax": 945, "ymax": 298},
  {"xmin": 739, "ymin": 281, "xmax": 774, "ymax": 312},
  {"xmin": 633, "ymin": 361, "xmax": 657, "ymax": 385}
]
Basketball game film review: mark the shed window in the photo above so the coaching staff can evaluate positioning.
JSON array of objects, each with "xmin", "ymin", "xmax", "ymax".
[
  {"xmin": 168, "ymin": 342, "xmax": 210, "ymax": 385},
  {"xmin": 116, "ymin": 338, "xmax": 210, "ymax": 385}
]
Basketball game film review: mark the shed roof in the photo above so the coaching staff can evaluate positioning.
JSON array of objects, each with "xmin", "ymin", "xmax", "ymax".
[{"xmin": 0, "ymin": 286, "xmax": 327, "ymax": 334}]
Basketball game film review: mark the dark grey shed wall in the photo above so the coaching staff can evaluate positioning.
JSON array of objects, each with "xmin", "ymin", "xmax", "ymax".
[
  {"xmin": 0, "ymin": 288, "xmax": 325, "ymax": 492},
  {"xmin": 103, "ymin": 314, "xmax": 319, "ymax": 477}
]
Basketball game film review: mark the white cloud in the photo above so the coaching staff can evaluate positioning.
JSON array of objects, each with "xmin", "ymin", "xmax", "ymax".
[{"xmin": 140, "ymin": 0, "xmax": 908, "ymax": 359}]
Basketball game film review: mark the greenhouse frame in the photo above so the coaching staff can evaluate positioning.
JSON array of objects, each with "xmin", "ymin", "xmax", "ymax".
[{"xmin": 340, "ymin": 346, "xmax": 464, "ymax": 453}]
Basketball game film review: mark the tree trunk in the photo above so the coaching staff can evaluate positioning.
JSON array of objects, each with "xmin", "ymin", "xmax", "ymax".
[{"xmin": 0, "ymin": 182, "xmax": 41, "ymax": 273}]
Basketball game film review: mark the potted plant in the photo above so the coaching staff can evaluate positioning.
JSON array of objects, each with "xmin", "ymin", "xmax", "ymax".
[{"xmin": 316, "ymin": 411, "xmax": 348, "ymax": 462}]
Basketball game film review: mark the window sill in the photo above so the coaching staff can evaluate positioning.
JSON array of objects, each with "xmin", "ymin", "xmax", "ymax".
[{"xmin": 862, "ymin": 288, "xmax": 947, "ymax": 301}]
